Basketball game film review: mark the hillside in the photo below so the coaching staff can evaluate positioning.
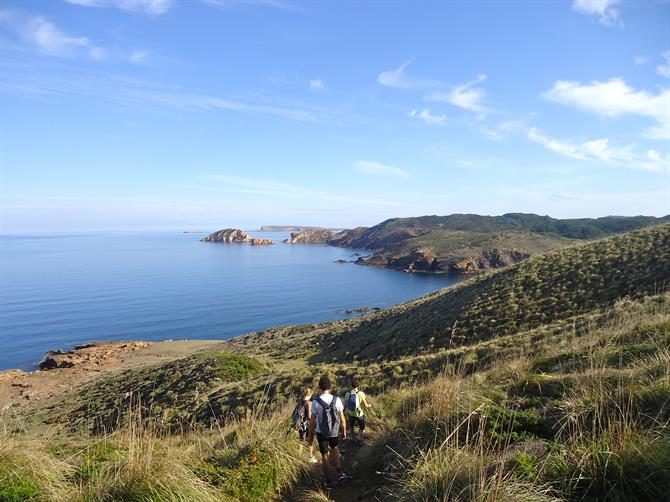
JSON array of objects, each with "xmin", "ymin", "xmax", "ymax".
[
  {"xmin": 2, "ymin": 224, "xmax": 670, "ymax": 501},
  {"xmin": 329, "ymin": 213, "xmax": 670, "ymax": 273}
]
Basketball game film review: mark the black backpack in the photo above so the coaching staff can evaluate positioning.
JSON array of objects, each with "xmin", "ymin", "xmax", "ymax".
[
  {"xmin": 315, "ymin": 396, "xmax": 341, "ymax": 438},
  {"xmin": 291, "ymin": 398, "xmax": 308, "ymax": 431}
]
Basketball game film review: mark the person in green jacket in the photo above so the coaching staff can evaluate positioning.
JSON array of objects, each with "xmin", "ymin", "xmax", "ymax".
[{"xmin": 344, "ymin": 376, "xmax": 372, "ymax": 441}]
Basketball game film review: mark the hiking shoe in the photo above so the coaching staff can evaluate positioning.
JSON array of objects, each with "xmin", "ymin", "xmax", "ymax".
[
  {"xmin": 322, "ymin": 479, "xmax": 334, "ymax": 490},
  {"xmin": 309, "ymin": 456, "xmax": 318, "ymax": 464},
  {"xmin": 337, "ymin": 472, "xmax": 349, "ymax": 483}
]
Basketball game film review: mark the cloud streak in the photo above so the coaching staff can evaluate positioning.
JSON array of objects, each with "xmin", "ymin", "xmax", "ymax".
[
  {"xmin": 64, "ymin": 0, "xmax": 173, "ymax": 15},
  {"xmin": 377, "ymin": 60, "xmax": 442, "ymax": 90},
  {"xmin": 203, "ymin": 175, "xmax": 397, "ymax": 206},
  {"xmin": 424, "ymin": 74, "xmax": 490, "ymax": 115},
  {"xmin": 408, "ymin": 108, "xmax": 447, "ymax": 125},
  {"xmin": 353, "ymin": 161, "xmax": 409, "ymax": 179},
  {"xmin": 0, "ymin": 10, "xmax": 104, "ymax": 59},
  {"xmin": 527, "ymin": 127, "xmax": 667, "ymax": 172}
]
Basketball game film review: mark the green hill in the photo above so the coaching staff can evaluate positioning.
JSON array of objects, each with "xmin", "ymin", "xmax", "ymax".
[
  {"xmin": 3, "ymin": 224, "xmax": 670, "ymax": 502},
  {"xmin": 316, "ymin": 223, "xmax": 670, "ymax": 361},
  {"xmin": 328, "ymin": 213, "xmax": 669, "ymax": 273}
]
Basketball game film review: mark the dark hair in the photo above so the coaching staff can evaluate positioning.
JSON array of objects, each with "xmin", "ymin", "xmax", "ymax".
[
  {"xmin": 318, "ymin": 375, "xmax": 331, "ymax": 391},
  {"xmin": 350, "ymin": 376, "xmax": 359, "ymax": 388}
]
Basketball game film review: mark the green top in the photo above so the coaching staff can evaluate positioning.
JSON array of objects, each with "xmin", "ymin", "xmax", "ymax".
[{"xmin": 344, "ymin": 390, "xmax": 367, "ymax": 418}]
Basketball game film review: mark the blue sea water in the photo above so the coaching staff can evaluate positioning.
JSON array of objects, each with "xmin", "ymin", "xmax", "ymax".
[{"xmin": 0, "ymin": 231, "xmax": 464, "ymax": 371}]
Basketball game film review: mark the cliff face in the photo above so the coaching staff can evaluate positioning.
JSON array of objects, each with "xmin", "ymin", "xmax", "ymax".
[
  {"xmin": 284, "ymin": 229, "xmax": 336, "ymax": 244},
  {"xmin": 357, "ymin": 247, "xmax": 530, "ymax": 273},
  {"xmin": 201, "ymin": 229, "xmax": 273, "ymax": 245}
]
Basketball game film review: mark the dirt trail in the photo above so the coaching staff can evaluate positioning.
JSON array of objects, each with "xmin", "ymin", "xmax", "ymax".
[{"xmin": 292, "ymin": 435, "xmax": 384, "ymax": 502}]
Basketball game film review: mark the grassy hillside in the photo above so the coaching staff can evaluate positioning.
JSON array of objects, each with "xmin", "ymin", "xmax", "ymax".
[
  {"xmin": 3, "ymin": 224, "xmax": 670, "ymax": 501},
  {"xmin": 316, "ymin": 223, "xmax": 670, "ymax": 362},
  {"xmin": 331, "ymin": 213, "xmax": 670, "ymax": 248}
]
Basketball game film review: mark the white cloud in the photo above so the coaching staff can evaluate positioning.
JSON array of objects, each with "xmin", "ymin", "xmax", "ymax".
[
  {"xmin": 377, "ymin": 60, "xmax": 440, "ymax": 90},
  {"xmin": 64, "ymin": 0, "xmax": 173, "ymax": 15},
  {"xmin": 572, "ymin": 0, "xmax": 622, "ymax": 27},
  {"xmin": 0, "ymin": 10, "xmax": 104, "ymax": 58},
  {"xmin": 309, "ymin": 78, "xmax": 326, "ymax": 91},
  {"xmin": 424, "ymin": 74, "xmax": 489, "ymax": 115},
  {"xmin": 129, "ymin": 50, "xmax": 148, "ymax": 64},
  {"xmin": 635, "ymin": 56, "xmax": 649, "ymax": 65},
  {"xmin": 542, "ymin": 78, "xmax": 670, "ymax": 140},
  {"xmin": 353, "ymin": 160, "xmax": 409, "ymax": 179},
  {"xmin": 408, "ymin": 108, "xmax": 447, "ymax": 125},
  {"xmin": 527, "ymin": 127, "xmax": 667, "ymax": 172},
  {"xmin": 657, "ymin": 50, "xmax": 670, "ymax": 78}
]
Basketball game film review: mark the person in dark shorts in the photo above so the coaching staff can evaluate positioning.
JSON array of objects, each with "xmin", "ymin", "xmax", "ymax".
[
  {"xmin": 308, "ymin": 375, "xmax": 347, "ymax": 489},
  {"xmin": 344, "ymin": 376, "xmax": 372, "ymax": 442},
  {"xmin": 294, "ymin": 387, "xmax": 318, "ymax": 463}
]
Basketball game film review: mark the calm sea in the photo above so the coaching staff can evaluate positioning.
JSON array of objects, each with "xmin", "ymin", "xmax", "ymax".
[{"xmin": 0, "ymin": 231, "xmax": 464, "ymax": 370}]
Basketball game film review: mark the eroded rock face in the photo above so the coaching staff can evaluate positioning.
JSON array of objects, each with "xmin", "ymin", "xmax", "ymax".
[
  {"xmin": 201, "ymin": 229, "xmax": 273, "ymax": 245},
  {"xmin": 357, "ymin": 247, "xmax": 530, "ymax": 273},
  {"xmin": 38, "ymin": 342, "xmax": 151, "ymax": 371},
  {"xmin": 284, "ymin": 229, "xmax": 336, "ymax": 244}
]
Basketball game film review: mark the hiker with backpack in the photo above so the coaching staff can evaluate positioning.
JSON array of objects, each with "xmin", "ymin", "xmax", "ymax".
[
  {"xmin": 291, "ymin": 387, "xmax": 318, "ymax": 464},
  {"xmin": 344, "ymin": 376, "xmax": 372, "ymax": 443},
  {"xmin": 308, "ymin": 375, "xmax": 348, "ymax": 489}
]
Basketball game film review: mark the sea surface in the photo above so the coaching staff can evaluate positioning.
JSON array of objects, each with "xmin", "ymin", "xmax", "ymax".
[{"xmin": 0, "ymin": 231, "xmax": 464, "ymax": 370}]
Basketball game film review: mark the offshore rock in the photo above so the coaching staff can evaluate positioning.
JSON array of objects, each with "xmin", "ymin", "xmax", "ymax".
[{"xmin": 201, "ymin": 229, "xmax": 273, "ymax": 245}]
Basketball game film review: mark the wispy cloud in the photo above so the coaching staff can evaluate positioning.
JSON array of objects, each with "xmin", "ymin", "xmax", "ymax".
[
  {"xmin": 408, "ymin": 108, "xmax": 447, "ymax": 126},
  {"xmin": 542, "ymin": 78, "xmax": 670, "ymax": 140},
  {"xmin": 657, "ymin": 50, "xmax": 670, "ymax": 79},
  {"xmin": 0, "ymin": 61, "xmax": 349, "ymax": 124},
  {"xmin": 202, "ymin": 174, "xmax": 397, "ymax": 206},
  {"xmin": 377, "ymin": 60, "xmax": 441, "ymax": 90},
  {"xmin": 634, "ymin": 56, "xmax": 649, "ymax": 65},
  {"xmin": 527, "ymin": 127, "xmax": 667, "ymax": 172},
  {"xmin": 64, "ymin": 0, "xmax": 173, "ymax": 15},
  {"xmin": 0, "ymin": 10, "xmax": 104, "ymax": 59},
  {"xmin": 572, "ymin": 0, "xmax": 622, "ymax": 27},
  {"xmin": 200, "ymin": 0, "xmax": 299, "ymax": 11},
  {"xmin": 424, "ymin": 74, "xmax": 489, "ymax": 115},
  {"xmin": 129, "ymin": 50, "xmax": 149, "ymax": 64},
  {"xmin": 353, "ymin": 160, "xmax": 409, "ymax": 179},
  {"xmin": 309, "ymin": 78, "xmax": 326, "ymax": 91}
]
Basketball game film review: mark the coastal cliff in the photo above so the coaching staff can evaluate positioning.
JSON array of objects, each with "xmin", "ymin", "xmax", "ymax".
[
  {"xmin": 201, "ymin": 228, "xmax": 273, "ymax": 245},
  {"xmin": 284, "ymin": 228, "xmax": 336, "ymax": 244}
]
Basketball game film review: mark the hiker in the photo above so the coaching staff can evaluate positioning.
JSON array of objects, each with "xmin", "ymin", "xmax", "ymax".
[
  {"xmin": 344, "ymin": 376, "xmax": 372, "ymax": 442},
  {"xmin": 308, "ymin": 375, "xmax": 347, "ymax": 489},
  {"xmin": 291, "ymin": 386, "xmax": 318, "ymax": 463}
]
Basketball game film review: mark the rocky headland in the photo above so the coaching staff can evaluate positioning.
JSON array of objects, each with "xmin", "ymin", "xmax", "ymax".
[
  {"xmin": 201, "ymin": 228, "xmax": 273, "ymax": 245},
  {"xmin": 283, "ymin": 228, "xmax": 336, "ymax": 244}
]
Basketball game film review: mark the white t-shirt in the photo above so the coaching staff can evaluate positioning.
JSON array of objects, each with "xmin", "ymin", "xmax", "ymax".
[{"xmin": 311, "ymin": 393, "xmax": 344, "ymax": 434}]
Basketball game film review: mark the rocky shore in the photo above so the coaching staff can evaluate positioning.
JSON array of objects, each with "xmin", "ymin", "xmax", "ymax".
[
  {"xmin": 284, "ymin": 228, "xmax": 336, "ymax": 244},
  {"xmin": 356, "ymin": 247, "xmax": 530, "ymax": 273},
  {"xmin": 201, "ymin": 228, "xmax": 273, "ymax": 245}
]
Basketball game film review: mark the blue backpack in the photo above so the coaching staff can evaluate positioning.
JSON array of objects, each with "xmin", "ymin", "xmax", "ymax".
[{"xmin": 347, "ymin": 390, "xmax": 360, "ymax": 413}]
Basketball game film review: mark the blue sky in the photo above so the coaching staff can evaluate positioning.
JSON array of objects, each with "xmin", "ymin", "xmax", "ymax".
[{"xmin": 1, "ymin": 0, "xmax": 669, "ymax": 232}]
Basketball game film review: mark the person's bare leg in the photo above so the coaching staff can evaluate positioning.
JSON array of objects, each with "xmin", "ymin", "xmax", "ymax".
[
  {"xmin": 332, "ymin": 446, "xmax": 341, "ymax": 470},
  {"xmin": 320, "ymin": 452, "xmax": 330, "ymax": 481}
]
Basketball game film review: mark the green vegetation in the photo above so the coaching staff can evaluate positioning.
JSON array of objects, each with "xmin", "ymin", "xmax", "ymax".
[
  {"xmin": 45, "ymin": 352, "xmax": 266, "ymax": 433},
  {"xmin": 3, "ymin": 224, "xmax": 669, "ymax": 501},
  {"xmin": 330, "ymin": 213, "xmax": 669, "ymax": 273}
]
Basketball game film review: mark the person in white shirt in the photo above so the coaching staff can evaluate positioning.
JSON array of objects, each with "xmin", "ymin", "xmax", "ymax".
[{"xmin": 308, "ymin": 374, "xmax": 347, "ymax": 489}]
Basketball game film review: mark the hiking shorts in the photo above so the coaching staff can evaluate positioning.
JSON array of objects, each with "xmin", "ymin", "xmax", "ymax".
[
  {"xmin": 316, "ymin": 433, "xmax": 339, "ymax": 455},
  {"xmin": 348, "ymin": 415, "xmax": 365, "ymax": 432}
]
